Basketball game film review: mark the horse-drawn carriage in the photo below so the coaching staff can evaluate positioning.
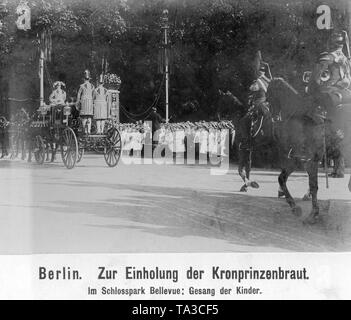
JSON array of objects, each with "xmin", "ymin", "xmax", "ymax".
[
  {"xmin": 29, "ymin": 103, "xmax": 122, "ymax": 169},
  {"xmin": 0, "ymin": 103, "xmax": 122, "ymax": 169}
]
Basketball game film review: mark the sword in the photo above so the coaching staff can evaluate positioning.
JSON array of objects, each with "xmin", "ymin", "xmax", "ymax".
[{"xmin": 342, "ymin": 30, "xmax": 350, "ymax": 59}]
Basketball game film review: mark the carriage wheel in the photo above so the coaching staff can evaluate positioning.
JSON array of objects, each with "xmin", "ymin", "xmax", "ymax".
[
  {"xmin": 61, "ymin": 127, "xmax": 78, "ymax": 169},
  {"xmin": 34, "ymin": 136, "xmax": 45, "ymax": 165},
  {"xmin": 104, "ymin": 127, "xmax": 122, "ymax": 167}
]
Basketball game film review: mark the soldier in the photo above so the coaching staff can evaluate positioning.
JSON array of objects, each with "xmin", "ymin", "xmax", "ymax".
[
  {"xmin": 49, "ymin": 81, "xmax": 66, "ymax": 106},
  {"xmin": 309, "ymin": 31, "xmax": 351, "ymax": 178},
  {"xmin": 238, "ymin": 62, "xmax": 272, "ymax": 149},
  {"xmin": 93, "ymin": 75, "xmax": 109, "ymax": 134},
  {"xmin": 147, "ymin": 107, "xmax": 165, "ymax": 151},
  {"xmin": 309, "ymin": 31, "xmax": 351, "ymax": 109},
  {"xmin": 77, "ymin": 70, "xmax": 95, "ymax": 134}
]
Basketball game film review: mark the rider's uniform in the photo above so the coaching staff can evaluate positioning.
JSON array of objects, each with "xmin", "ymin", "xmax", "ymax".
[
  {"xmin": 238, "ymin": 72, "xmax": 271, "ymax": 149},
  {"xmin": 310, "ymin": 47, "xmax": 351, "ymax": 108},
  {"xmin": 309, "ymin": 35, "xmax": 351, "ymax": 177},
  {"xmin": 248, "ymin": 73, "xmax": 271, "ymax": 115}
]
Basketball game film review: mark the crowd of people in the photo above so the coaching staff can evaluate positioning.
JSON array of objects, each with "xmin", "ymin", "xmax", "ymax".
[{"xmin": 116, "ymin": 120, "xmax": 235, "ymax": 161}]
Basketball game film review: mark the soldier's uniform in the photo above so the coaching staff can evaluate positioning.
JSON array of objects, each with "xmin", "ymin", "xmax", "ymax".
[
  {"xmin": 77, "ymin": 70, "xmax": 95, "ymax": 134},
  {"xmin": 309, "ymin": 32, "xmax": 351, "ymax": 177},
  {"xmin": 238, "ymin": 65, "xmax": 271, "ymax": 149},
  {"xmin": 309, "ymin": 32, "xmax": 351, "ymax": 110}
]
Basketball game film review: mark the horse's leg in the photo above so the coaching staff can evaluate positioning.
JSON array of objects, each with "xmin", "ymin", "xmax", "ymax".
[
  {"xmin": 278, "ymin": 166, "xmax": 302, "ymax": 217},
  {"xmin": 304, "ymin": 160, "xmax": 320, "ymax": 224},
  {"xmin": 302, "ymin": 187, "xmax": 311, "ymax": 201},
  {"xmin": 21, "ymin": 135, "xmax": 26, "ymax": 161},
  {"xmin": 246, "ymin": 150, "xmax": 259, "ymax": 189},
  {"xmin": 46, "ymin": 142, "xmax": 50, "ymax": 162},
  {"xmin": 278, "ymin": 184, "xmax": 285, "ymax": 198},
  {"xmin": 4, "ymin": 132, "xmax": 9, "ymax": 157},
  {"xmin": 50, "ymin": 142, "xmax": 56, "ymax": 162},
  {"xmin": 27, "ymin": 137, "xmax": 32, "ymax": 163},
  {"xmin": 238, "ymin": 149, "xmax": 250, "ymax": 192},
  {"xmin": 15, "ymin": 135, "xmax": 20, "ymax": 158}
]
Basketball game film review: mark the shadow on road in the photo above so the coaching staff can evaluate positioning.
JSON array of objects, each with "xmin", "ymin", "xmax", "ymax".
[{"xmin": 35, "ymin": 180, "xmax": 351, "ymax": 252}]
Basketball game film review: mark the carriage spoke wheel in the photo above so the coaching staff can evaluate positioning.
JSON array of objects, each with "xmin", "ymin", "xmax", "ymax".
[
  {"xmin": 34, "ymin": 135, "xmax": 45, "ymax": 165},
  {"xmin": 104, "ymin": 128, "xmax": 122, "ymax": 167},
  {"xmin": 61, "ymin": 127, "xmax": 78, "ymax": 169}
]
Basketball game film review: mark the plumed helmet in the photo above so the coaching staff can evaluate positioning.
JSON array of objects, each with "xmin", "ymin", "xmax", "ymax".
[
  {"xmin": 329, "ymin": 32, "xmax": 344, "ymax": 49},
  {"xmin": 99, "ymin": 74, "xmax": 104, "ymax": 84}
]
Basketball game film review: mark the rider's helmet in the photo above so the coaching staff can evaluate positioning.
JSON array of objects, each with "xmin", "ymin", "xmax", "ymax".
[{"xmin": 328, "ymin": 31, "xmax": 344, "ymax": 50}]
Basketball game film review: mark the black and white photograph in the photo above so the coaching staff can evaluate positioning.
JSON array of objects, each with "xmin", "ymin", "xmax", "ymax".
[{"xmin": 0, "ymin": 0, "xmax": 351, "ymax": 300}]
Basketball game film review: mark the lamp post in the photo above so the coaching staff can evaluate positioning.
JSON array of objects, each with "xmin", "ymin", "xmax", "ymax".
[{"xmin": 161, "ymin": 9, "xmax": 170, "ymax": 123}]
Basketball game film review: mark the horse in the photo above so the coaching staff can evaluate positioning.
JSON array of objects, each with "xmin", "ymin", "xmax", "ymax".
[{"xmin": 236, "ymin": 77, "xmax": 342, "ymax": 224}]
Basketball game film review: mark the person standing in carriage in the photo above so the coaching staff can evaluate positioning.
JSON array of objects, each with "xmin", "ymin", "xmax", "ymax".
[
  {"xmin": 77, "ymin": 70, "xmax": 95, "ymax": 134},
  {"xmin": 93, "ymin": 75, "xmax": 109, "ymax": 134},
  {"xmin": 49, "ymin": 81, "xmax": 67, "ymax": 106},
  {"xmin": 308, "ymin": 31, "xmax": 351, "ymax": 178}
]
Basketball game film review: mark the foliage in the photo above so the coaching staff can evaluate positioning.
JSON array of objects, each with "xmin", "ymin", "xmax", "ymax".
[{"xmin": 0, "ymin": 0, "xmax": 350, "ymax": 123}]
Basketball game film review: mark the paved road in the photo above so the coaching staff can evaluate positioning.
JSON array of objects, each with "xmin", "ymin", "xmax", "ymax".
[{"xmin": 0, "ymin": 155, "xmax": 350, "ymax": 254}]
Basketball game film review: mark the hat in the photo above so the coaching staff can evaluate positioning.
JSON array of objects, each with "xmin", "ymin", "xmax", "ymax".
[
  {"xmin": 53, "ymin": 81, "xmax": 65, "ymax": 89},
  {"xmin": 98, "ymin": 74, "xmax": 104, "ymax": 84}
]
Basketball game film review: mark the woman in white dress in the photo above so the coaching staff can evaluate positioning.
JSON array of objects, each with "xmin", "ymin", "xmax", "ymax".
[
  {"xmin": 93, "ymin": 75, "xmax": 109, "ymax": 134},
  {"xmin": 77, "ymin": 70, "xmax": 95, "ymax": 134}
]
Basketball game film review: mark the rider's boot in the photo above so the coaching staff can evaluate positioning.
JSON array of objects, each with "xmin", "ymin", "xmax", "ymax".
[{"xmin": 278, "ymin": 186, "xmax": 285, "ymax": 198}]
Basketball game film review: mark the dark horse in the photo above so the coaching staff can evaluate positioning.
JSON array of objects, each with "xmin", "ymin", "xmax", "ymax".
[{"xmin": 236, "ymin": 77, "xmax": 351, "ymax": 224}]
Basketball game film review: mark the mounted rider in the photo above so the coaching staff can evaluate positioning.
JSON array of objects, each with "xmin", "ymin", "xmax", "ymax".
[
  {"xmin": 238, "ymin": 60, "xmax": 272, "ymax": 149},
  {"xmin": 309, "ymin": 31, "xmax": 351, "ymax": 111},
  {"xmin": 248, "ymin": 62, "xmax": 272, "ymax": 116},
  {"xmin": 308, "ymin": 30, "xmax": 351, "ymax": 177}
]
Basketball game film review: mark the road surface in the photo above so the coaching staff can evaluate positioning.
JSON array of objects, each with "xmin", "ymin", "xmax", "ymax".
[{"xmin": 0, "ymin": 155, "xmax": 350, "ymax": 254}]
